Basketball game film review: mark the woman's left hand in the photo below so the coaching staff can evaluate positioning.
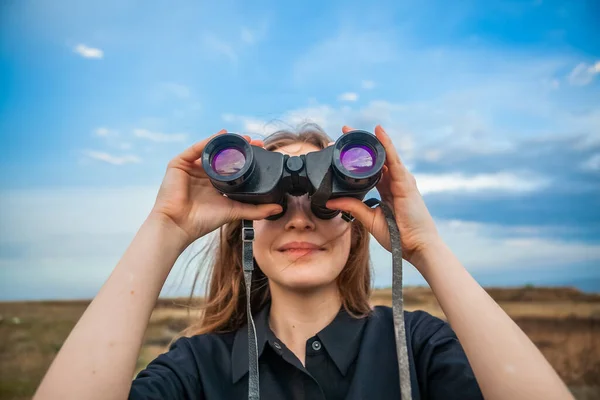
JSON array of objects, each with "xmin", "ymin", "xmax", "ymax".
[{"xmin": 325, "ymin": 125, "xmax": 440, "ymax": 266}]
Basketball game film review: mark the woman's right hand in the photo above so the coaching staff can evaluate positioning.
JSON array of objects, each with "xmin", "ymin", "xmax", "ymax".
[{"xmin": 149, "ymin": 129, "xmax": 283, "ymax": 246}]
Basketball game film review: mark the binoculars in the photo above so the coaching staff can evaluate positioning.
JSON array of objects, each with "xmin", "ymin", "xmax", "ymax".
[{"xmin": 201, "ymin": 130, "xmax": 386, "ymax": 221}]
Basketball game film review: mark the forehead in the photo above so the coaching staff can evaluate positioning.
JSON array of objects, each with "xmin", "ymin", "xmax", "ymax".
[{"xmin": 273, "ymin": 142, "xmax": 321, "ymax": 156}]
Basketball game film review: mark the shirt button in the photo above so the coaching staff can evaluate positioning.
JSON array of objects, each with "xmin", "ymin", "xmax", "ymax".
[
  {"xmin": 273, "ymin": 342, "xmax": 282, "ymax": 350},
  {"xmin": 311, "ymin": 341, "xmax": 322, "ymax": 351}
]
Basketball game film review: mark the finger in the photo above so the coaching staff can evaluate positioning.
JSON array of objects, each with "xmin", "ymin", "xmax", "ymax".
[
  {"xmin": 374, "ymin": 125, "xmax": 405, "ymax": 169},
  {"xmin": 251, "ymin": 139, "xmax": 265, "ymax": 147},
  {"xmin": 327, "ymin": 141, "xmax": 334, "ymax": 147},
  {"xmin": 325, "ymin": 197, "xmax": 377, "ymax": 230},
  {"xmin": 342, "ymin": 125, "xmax": 356, "ymax": 134},
  {"xmin": 233, "ymin": 202, "xmax": 283, "ymax": 221},
  {"xmin": 179, "ymin": 129, "xmax": 227, "ymax": 163}
]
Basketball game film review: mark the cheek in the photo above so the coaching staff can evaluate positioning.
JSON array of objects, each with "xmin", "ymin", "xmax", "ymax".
[
  {"xmin": 332, "ymin": 223, "xmax": 352, "ymax": 264},
  {"xmin": 251, "ymin": 220, "xmax": 280, "ymax": 271}
]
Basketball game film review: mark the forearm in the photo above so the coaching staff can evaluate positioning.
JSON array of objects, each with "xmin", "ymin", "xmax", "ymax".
[
  {"xmin": 414, "ymin": 238, "xmax": 573, "ymax": 400},
  {"xmin": 34, "ymin": 214, "xmax": 190, "ymax": 400}
]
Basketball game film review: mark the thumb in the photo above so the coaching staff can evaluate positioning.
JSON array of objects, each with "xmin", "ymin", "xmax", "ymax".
[
  {"xmin": 234, "ymin": 202, "xmax": 283, "ymax": 221},
  {"xmin": 326, "ymin": 197, "xmax": 377, "ymax": 227}
]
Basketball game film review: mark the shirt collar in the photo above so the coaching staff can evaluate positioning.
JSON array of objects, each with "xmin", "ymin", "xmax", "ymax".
[
  {"xmin": 231, "ymin": 302, "xmax": 368, "ymax": 382},
  {"xmin": 316, "ymin": 306, "xmax": 367, "ymax": 376}
]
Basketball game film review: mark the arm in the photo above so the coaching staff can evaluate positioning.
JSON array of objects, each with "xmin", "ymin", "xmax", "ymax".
[
  {"xmin": 33, "ymin": 214, "xmax": 189, "ymax": 400},
  {"xmin": 412, "ymin": 238, "xmax": 573, "ymax": 400},
  {"xmin": 326, "ymin": 124, "xmax": 572, "ymax": 400},
  {"xmin": 34, "ymin": 131, "xmax": 281, "ymax": 400}
]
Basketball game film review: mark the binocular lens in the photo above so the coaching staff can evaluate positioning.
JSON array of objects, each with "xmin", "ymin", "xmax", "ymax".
[
  {"xmin": 340, "ymin": 144, "xmax": 376, "ymax": 174},
  {"xmin": 211, "ymin": 147, "xmax": 246, "ymax": 176}
]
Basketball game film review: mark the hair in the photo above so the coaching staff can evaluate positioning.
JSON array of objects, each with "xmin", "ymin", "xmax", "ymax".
[{"xmin": 181, "ymin": 123, "xmax": 373, "ymax": 337}]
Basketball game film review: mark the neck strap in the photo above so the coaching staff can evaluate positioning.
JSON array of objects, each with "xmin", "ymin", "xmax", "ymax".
[{"xmin": 241, "ymin": 199, "xmax": 411, "ymax": 399}]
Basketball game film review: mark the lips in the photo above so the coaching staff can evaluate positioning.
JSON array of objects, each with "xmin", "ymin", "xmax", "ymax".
[{"xmin": 278, "ymin": 241, "xmax": 325, "ymax": 252}]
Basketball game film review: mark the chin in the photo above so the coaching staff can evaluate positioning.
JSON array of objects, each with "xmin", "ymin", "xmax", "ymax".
[
  {"xmin": 270, "ymin": 258, "xmax": 341, "ymax": 292},
  {"xmin": 278, "ymin": 278, "xmax": 337, "ymax": 293}
]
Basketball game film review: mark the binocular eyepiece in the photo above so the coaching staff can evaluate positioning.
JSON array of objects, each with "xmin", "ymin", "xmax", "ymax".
[{"xmin": 201, "ymin": 130, "xmax": 386, "ymax": 220}]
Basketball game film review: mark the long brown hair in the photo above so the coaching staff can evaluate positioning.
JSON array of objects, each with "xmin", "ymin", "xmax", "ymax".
[{"xmin": 182, "ymin": 123, "xmax": 373, "ymax": 337}]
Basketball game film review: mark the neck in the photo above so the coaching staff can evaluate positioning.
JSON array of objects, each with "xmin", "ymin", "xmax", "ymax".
[{"xmin": 268, "ymin": 283, "xmax": 342, "ymax": 365}]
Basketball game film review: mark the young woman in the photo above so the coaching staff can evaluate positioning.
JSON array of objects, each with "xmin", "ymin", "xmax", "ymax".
[{"xmin": 34, "ymin": 124, "xmax": 572, "ymax": 400}]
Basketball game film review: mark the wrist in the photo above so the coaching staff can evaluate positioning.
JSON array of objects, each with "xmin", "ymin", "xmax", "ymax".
[
  {"xmin": 408, "ymin": 236, "xmax": 448, "ymax": 276},
  {"xmin": 145, "ymin": 211, "xmax": 193, "ymax": 253}
]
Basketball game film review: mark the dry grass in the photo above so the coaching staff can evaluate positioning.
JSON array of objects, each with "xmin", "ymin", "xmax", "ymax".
[{"xmin": 0, "ymin": 287, "xmax": 599, "ymax": 400}]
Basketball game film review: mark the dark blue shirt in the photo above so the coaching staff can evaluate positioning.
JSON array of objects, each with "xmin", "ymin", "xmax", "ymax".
[{"xmin": 130, "ymin": 304, "xmax": 483, "ymax": 399}]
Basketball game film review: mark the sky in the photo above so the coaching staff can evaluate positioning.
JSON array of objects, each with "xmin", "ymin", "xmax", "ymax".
[{"xmin": 1, "ymin": 0, "xmax": 599, "ymax": 300}]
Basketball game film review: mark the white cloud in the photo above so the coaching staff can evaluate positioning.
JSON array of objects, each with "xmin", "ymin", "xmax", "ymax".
[
  {"xmin": 415, "ymin": 172, "xmax": 549, "ymax": 195},
  {"xmin": 0, "ymin": 186, "xmax": 213, "ymax": 300},
  {"xmin": 422, "ymin": 149, "xmax": 442, "ymax": 162},
  {"xmin": 84, "ymin": 151, "xmax": 141, "ymax": 165},
  {"xmin": 93, "ymin": 127, "xmax": 134, "ymax": 151},
  {"xmin": 567, "ymin": 61, "xmax": 600, "ymax": 86},
  {"xmin": 94, "ymin": 127, "xmax": 118, "ymax": 137},
  {"xmin": 220, "ymin": 114, "xmax": 276, "ymax": 136},
  {"xmin": 203, "ymin": 34, "xmax": 237, "ymax": 62},
  {"xmin": 221, "ymin": 113, "xmax": 236, "ymax": 123},
  {"xmin": 224, "ymin": 105, "xmax": 344, "ymax": 136},
  {"xmin": 369, "ymin": 218, "xmax": 600, "ymax": 288},
  {"xmin": 362, "ymin": 80, "xmax": 376, "ymax": 89},
  {"xmin": 74, "ymin": 44, "xmax": 103, "ymax": 59},
  {"xmin": 438, "ymin": 219, "xmax": 600, "ymax": 269},
  {"xmin": 338, "ymin": 92, "xmax": 359, "ymax": 102},
  {"xmin": 133, "ymin": 128, "xmax": 188, "ymax": 143},
  {"xmin": 244, "ymin": 119, "xmax": 269, "ymax": 134},
  {"xmin": 2, "ymin": 187, "xmax": 599, "ymax": 300}
]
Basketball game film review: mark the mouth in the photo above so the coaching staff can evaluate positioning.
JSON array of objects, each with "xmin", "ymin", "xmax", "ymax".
[
  {"xmin": 278, "ymin": 248, "xmax": 325, "ymax": 256},
  {"xmin": 277, "ymin": 241, "xmax": 326, "ymax": 257}
]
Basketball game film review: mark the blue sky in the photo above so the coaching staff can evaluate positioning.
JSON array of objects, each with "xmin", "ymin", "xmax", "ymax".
[{"xmin": 1, "ymin": 0, "xmax": 599, "ymax": 300}]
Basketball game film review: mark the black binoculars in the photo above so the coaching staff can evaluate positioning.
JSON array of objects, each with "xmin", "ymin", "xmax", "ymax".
[{"xmin": 201, "ymin": 130, "xmax": 386, "ymax": 220}]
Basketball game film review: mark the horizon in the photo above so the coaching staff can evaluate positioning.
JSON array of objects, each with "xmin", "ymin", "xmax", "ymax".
[
  {"xmin": 2, "ymin": 282, "xmax": 598, "ymax": 303},
  {"xmin": 1, "ymin": 0, "xmax": 599, "ymax": 300}
]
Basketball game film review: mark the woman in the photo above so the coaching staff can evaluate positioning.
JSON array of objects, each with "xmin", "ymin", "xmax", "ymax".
[{"xmin": 34, "ymin": 124, "xmax": 572, "ymax": 400}]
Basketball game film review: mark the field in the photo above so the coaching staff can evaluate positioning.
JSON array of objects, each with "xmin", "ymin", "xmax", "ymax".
[{"xmin": 1, "ymin": 286, "xmax": 599, "ymax": 399}]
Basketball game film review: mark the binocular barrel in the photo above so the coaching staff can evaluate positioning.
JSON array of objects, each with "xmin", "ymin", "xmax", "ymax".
[{"xmin": 201, "ymin": 130, "xmax": 386, "ymax": 220}]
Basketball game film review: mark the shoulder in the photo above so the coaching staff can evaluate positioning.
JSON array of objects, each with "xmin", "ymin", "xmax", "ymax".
[
  {"xmin": 368, "ymin": 306, "xmax": 457, "ymax": 353},
  {"xmin": 167, "ymin": 330, "xmax": 236, "ymax": 362},
  {"xmin": 136, "ymin": 330, "xmax": 236, "ymax": 376},
  {"xmin": 132, "ymin": 332, "xmax": 235, "ymax": 383},
  {"xmin": 130, "ymin": 331, "xmax": 237, "ymax": 399},
  {"xmin": 368, "ymin": 306, "xmax": 483, "ymax": 399}
]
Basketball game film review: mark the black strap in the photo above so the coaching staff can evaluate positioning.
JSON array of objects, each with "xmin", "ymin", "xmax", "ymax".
[
  {"xmin": 241, "ymin": 198, "xmax": 412, "ymax": 400},
  {"xmin": 376, "ymin": 200, "xmax": 412, "ymax": 399},
  {"xmin": 242, "ymin": 220, "xmax": 260, "ymax": 400}
]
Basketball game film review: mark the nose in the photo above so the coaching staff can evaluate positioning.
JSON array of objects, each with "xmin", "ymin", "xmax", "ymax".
[{"xmin": 283, "ymin": 194, "xmax": 316, "ymax": 231}]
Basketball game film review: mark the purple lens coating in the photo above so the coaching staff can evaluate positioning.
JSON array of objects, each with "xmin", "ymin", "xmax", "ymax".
[
  {"xmin": 211, "ymin": 148, "xmax": 246, "ymax": 175},
  {"xmin": 340, "ymin": 145, "xmax": 375, "ymax": 173}
]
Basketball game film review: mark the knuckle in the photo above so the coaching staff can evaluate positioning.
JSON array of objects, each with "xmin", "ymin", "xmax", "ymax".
[{"xmin": 167, "ymin": 158, "xmax": 179, "ymax": 169}]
